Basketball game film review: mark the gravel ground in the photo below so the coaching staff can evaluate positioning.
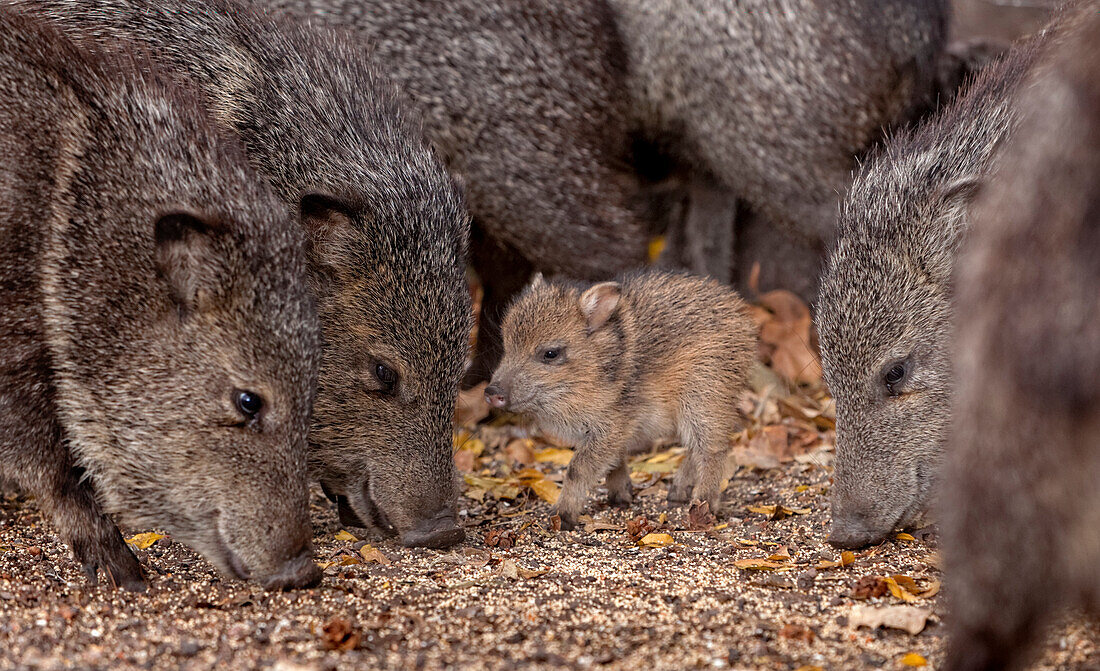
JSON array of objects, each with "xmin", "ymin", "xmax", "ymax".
[{"xmin": 2, "ymin": 375, "xmax": 1097, "ymax": 671}]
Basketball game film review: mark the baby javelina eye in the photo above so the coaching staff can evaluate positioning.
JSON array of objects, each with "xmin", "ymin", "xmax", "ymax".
[
  {"xmin": 884, "ymin": 363, "xmax": 907, "ymax": 394},
  {"xmin": 374, "ymin": 362, "xmax": 398, "ymax": 392},
  {"xmin": 539, "ymin": 347, "xmax": 564, "ymax": 364},
  {"xmin": 234, "ymin": 389, "xmax": 264, "ymax": 420}
]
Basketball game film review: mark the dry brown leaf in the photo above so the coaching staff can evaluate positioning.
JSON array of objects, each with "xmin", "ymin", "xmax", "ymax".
[
  {"xmin": 766, "ymin": 545, "xmax": 792, "ymax": 562},
  {"xmin": 754, "ymin": 290, "xmax": 822, "ymax": 385},
  {"xmin": 320, "ymin": 617, "xmax": 360, "ymax": 651},
  {"xmin": 454, "ymin": 382, "xmax": 491, "ymax": 427},
  {"xmin": 358, "ymin": 545, "xmax": 390, "ymax": 566},
  {"xmin": 484, "ymin": 528, "xmax": 517, "ymax": 549},
  {"xmin": 686, "ymin": 500, "xmax": 716, "ymax": 530},
  {"xmin": 625, "ymin": 516, "xmax": 656, "ymax": 541},
  {"xmin": 334, "ymin": 530, "xmax": 358, "ymax": 542},
  {"xmin": 504, "ymin": 439, "xmax": 536, "ymax": 465},
  {"xmin": 779, "ymin": 624, "xmax": 815, "ymax": 643},
  {"xmin": 848, "ymin": 605, "xmax": 931, "ymax": 636},
  {"xmin": 816, "ymin": 550, "xmax": 856, "ymax": 569}
]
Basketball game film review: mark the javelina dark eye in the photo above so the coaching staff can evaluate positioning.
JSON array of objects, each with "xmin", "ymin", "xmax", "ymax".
[
  {"xmin": 234, "ymin": 389, "xmax": 264, "ymax": 419},
  {"xmin": 540, "ymin": 347, "xmax": 563, "ymax": 364},
  {"xmin": 374, "ymin": 362, "xmax": 398, "ymax": 392},
  {"xmin": 884, "ymin": 363, "xmax": 907, "ymax": 394}
]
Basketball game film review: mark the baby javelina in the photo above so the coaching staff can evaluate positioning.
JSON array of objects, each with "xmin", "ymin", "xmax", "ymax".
[{"xmin": 486, "ymin": 270, "xmax": 756, "ymax": 529}]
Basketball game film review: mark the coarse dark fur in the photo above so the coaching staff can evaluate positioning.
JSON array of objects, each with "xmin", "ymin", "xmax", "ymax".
[
  {"xmin": 613, "ymin": 0, "xmax": 948, "ymax": 299},
  {"xmin": 816, "ymin": 17, "xmax": 1060, "ymax": 548},
  {"xmin": 0, "ymin": 8, "xmax": 321, "ymax": 589},
  {"xmin": 15, "ymin": 0, "xmax": 473, "ymax": 547},
  {"xmin": 943, "ymin": 5, "xmax": 1100, "ymax": 669},
  {"xmin": 487, "ymin": 271, "xmax": 756, "ymax": 529},
  {"xmin": 268, "ymin": 0, "xmax": 650, "ymax": 388}
]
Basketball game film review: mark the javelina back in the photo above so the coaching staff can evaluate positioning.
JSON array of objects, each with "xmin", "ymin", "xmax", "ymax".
[
  {"xmin": 943, "ymin": 6, "xmax": 1100, "ymax": 670},
  {"xmin": 486, "ymin": 271, "xmax": 756, "ymax": 529},
  {"xmin": 0, "ymin": 8, "xmax": 321, "ymax": 589},
  {"xmin": 816, "ymin": 23, "xmax": 1056, "ymax": 548},
  {"xmin": 17, "ymin": 0, "xmax": 472, "ymax": 548},
  {"xmin": 268, "ymin": 0, "xmax": 650, "ymax": 387},
  {"xmin": 611, "ymin": 0, "xmax": 948, "ymax": 298}
]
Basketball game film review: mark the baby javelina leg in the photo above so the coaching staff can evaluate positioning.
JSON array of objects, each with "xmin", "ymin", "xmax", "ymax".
[{"xmin": 488, "ymin": 270, "xmax": 756, "ymax": 530}]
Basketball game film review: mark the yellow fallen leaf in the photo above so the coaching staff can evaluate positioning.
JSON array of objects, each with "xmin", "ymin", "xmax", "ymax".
[
  {"xmin": 463, "ymin": 474, "xmax": 521, "ymax": 500},
  {"xmin": 815, "ymin": 550, "xmax": 856, "ymax": 569},
  {"xmin": 638, "ymin": 533, "xmax": 675, "ymax": 548},
  {"xmin": 901, "ymin": 653, "xmax": 927, "ymax": 667},
  {"xmin": 125, "ymin": 532, "xmax": 164, "ymax": 550},
  {"xmin": 337, "ymin": 554, "xmax": 362, "ymax": 566},
  {"xmin": 647, "ymin": 235, "xmax": 666, "ymax": 262},
  {"xmin": 533, "ymin": 447, "xmax": 573, "ymax": 466},
  {"xmin": 359, "ymin": 545, "xmax": 391, "ymax": 566},
  {"xmin": 746, "ymin": 504, "xmax": 811, "ymax": 518},
  {"xmin": 795, "ymin": 667, "xmax": 825, "ymax": 671},
  {"xmin": 334, "ymin": 530, "xmax": 358, "ymax": 542},
  {"xmin": 884, "ymin": 577, "xmax": 918, "ymax": 603},
  {"xmin": 735, "ymin": 538, "xmax": 759, "ymax": 546},
  {"xmin": 896, "ymin": 532, "xmax": 916, "ymax": 542},
  {"xmin": 658, "ymin": 512, "xmax": 668, "ymax": 524},
  {"xmin": 795, "ymin": 485, "xmax": 810, "ymax": 493},
  {"xmin": 733, "ymin": 558, "xmax": 790, "ymax": 571},
  {"xmin": 515, "ymin": 468, "xmax": 561, "ymax": 504}
]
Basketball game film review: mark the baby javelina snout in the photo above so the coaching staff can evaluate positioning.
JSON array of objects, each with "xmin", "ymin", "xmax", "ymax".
[{"xmin": 487, "ymin": 270, "xmax": 756, "ymax": 529}]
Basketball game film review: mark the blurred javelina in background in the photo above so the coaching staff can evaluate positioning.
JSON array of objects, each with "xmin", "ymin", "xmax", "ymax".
[{"xmin": 943, "ymin": 5, "xmax": 1100, "ymax": 670}]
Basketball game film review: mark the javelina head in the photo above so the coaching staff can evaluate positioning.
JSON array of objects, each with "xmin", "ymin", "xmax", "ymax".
[
  {"xmin": 817, "ymin": 164, "xmax": 978, "ymax": 548},
  {"xmin": 487, "ymin": 276, "xmax": 623, "ymax": 442},
  {"xmin": 301, "ymin": 189, "xmax": 471, "ymax": 549},
  {"xmin": 56, "ymin": 76, "xmax": 322, "ymax": 588}
]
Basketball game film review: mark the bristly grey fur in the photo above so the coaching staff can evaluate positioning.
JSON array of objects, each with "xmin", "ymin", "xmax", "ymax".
[
  {"xmin": 0, "ymin": 6, "xmax": 320, "ymax": 589},
  {"xmin": 816, "ymin": 13, "xmax": 1058, "ymax": 548},
  {"xmin": 14, "ymin": 0, "xmax": 473, "ymax": 546}
]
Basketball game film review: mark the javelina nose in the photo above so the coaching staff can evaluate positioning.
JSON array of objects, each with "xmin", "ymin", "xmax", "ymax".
[
  {"xmin": 484, "ymin": 384, "xmax": 508, "ymax": 409},
  {"xmin": 260, "ymin": 546, "xmax": 322, "ymax": 591},
  {"xmin": 400, "ymin": 508, "xmax": 465, "ymax": 549}
]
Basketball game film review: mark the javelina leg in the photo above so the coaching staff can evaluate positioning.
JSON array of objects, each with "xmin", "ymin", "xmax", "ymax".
[
  {"xmin": 0, "ymin": 378, "xmax": 143, "ymax": 590},
  {"xmin": 671, "ymin": 416, "xmax": 728, "ymax": 510},
  {"xmin": 552, "ymin": 431, "xmax": 623, "ymax": 530},
  {"xmin": 465, "ymin": 228, "xmax": 533, "ymax": 388},
  {"xmin": 660, "ymin": 178, "xmax": 737, "ymax": 283},
  {"xmin": 605, "ymin": 455, "xmax": 633, "ymax": 507},
  {"xmin": 666, "ymin": 456, "xmax": 697, "ymax": 506}
]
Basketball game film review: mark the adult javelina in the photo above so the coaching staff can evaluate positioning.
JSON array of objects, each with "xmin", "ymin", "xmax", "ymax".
[
  {"xmin": 17, "ymin": 0, "xmax": 472, "ymax": 547},
  {"xmin": 944, "ymin": 6, "xmax": 1100, "ymax": 670},
  {"xmin": 611, "ymin": 0, "xmax": 948, "ymax": 299},
  {"xmin": 0, "ymin": 9, "xmax": 320, "ymax": 589},
  {"xmin": 267, "ymin": 0, "xmax": 650, "ymax": 386},
  {"xmin": 816, "ymin": 27, "xmax": 1052, "ymax": 548}
]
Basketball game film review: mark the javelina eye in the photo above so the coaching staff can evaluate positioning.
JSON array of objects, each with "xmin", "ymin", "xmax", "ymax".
[
  {"xmin": 234, "ymin": 389, "xmax": 264, "ymax": 419},
  {"xmin": 374, "ymin": 362, "xmax": 398, "ymax": 392},
  {"xmin": 540, "ymin": 347, "xmax": 563, "ymax": 364},
  {"xmin": 884, "ymin": 363, "xmax": 907, "ymax": 394}
]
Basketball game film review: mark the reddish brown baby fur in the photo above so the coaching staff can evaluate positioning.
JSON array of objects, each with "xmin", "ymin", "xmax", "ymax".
[{"xmin": 487, "ymin": 270, "xmax": 756, "ymax": 529}]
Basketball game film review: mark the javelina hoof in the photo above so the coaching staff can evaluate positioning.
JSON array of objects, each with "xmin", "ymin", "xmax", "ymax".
[
  {"xmin": 607, "ymin": 490, "xmax": 634, "ymax": 507},
  {"xmin": 399, "ymin": 510, "xmax": 465, "ymax": 549},
  {"xmin": 260, "ymin": 549, "xmax": 322, "ymax": 591},
  {"xmin": 77, "ymin": 539, "xmax": 146, "ymax": 592}
]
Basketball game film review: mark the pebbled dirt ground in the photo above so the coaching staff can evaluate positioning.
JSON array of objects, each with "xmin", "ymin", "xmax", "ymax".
[{"xmin": 2, "ymin": 367, "xmax": 1098, "ymax": 671}]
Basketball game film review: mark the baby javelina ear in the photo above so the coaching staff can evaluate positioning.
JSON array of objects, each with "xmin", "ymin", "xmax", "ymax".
[
  {"xmin": 489, "ymin": 270, "xmax": 756, "ymax": 530},
  {"xmin": 579, "ymin": 282, "xmax": 621, "ymax": 333}
]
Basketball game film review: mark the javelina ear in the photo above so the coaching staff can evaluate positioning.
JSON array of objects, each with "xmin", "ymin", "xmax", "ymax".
[
  {"xmin": 579, "ymin": 282, "xmax": 621, "ymax": 334},
  {"xmin": 530, "ymin": 272, "xmax": 547, "ymax": 289},
  {"xmin": 154, "ymin": 211, "xmax": 223, "ymax": 314},
  {"xmin": 299, "ymin": 192, "xmax": 356, "ymax": 267},
  {"xmin": 928, "ymin": 176, "xmax": 984, "ymax": 285}
]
